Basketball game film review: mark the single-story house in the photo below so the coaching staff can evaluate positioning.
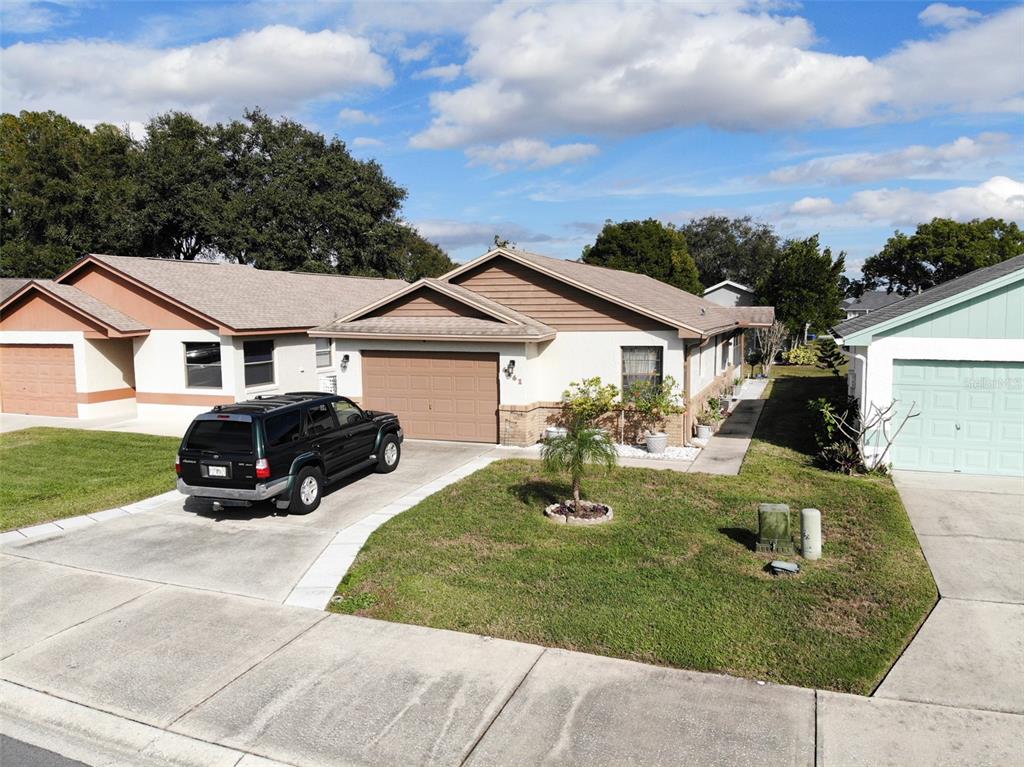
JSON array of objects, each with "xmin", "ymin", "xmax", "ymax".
[
  {"xmin": 702, "ymin": 280, "xmax": 755, "ymax": 307},
  {"xmin": 834, "ymin": 254, "xmax": 1023, "ymax": 477},
  {"xmin": 311, "ymin": 247, "xmax": 774, "ymax": 445},
  {"xmin": 0, "ymin": 254, "xmax": 405, "ymax": 422},
  {"xmin": 842, "ymin": 291, "xmax": 903, "ymax": 320}
]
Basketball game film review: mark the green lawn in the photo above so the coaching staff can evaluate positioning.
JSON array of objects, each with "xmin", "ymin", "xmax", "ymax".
[
  {"xmin": 331, "ymin": 366, "xmax": 936, "ymax": 694},
  {"xmin": 0, "ymin": 427, "xmax": 180, "ymax": 531}
]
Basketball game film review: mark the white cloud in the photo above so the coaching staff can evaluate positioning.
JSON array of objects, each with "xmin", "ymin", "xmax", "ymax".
[
  {"xmin": 466, "ymin": 139, "xmax": 599, "ymax": 171},
  {"xmin": 883, "ymin": 7, "xmax": 1024, "ymax": 117},
  {"xmin": 413, "ymin": 63, "xmax": 462, "ymax": 82},
  {"xmin": 414, "ymin": 219, "xmax": 553, "ymax": 251},
  {"xmin": 787, "ymin": 176, "xmax": 1024, "ymax": 225},
  {"xmin": 918, "ymin": 3, "xmax": 981, "ymax": 30},
  {"xmin": 351, "ymin": 136, "xmax": 383, "ymax": 148},
  {"xmin": 411, "ymin": 2, "xmax": 1023, "ymax": 149},
  {"xmin": 789, "ymin": 197, "xmax": 836, "ymax": 215},
  {"xmin": 347, "ymin": 1, "xmax": 490, "ymax": 34},
  {"xmin": 398, "ymin": 41, "xmax": 433, "ymax": 63},
  {"xmin": 0, "ymin": 0, "xmax": 76, "ymax": 34},
  {"xmin": 338, "ymin": 108, "xmax": 380, "ymax": 125},
  {"xmin": 1, "ymin": 25, "xmax": 392, "ymax": 125},
  {"xmin": 764, "ymin": 133, "xmax": 1014, "ymax": 186}
]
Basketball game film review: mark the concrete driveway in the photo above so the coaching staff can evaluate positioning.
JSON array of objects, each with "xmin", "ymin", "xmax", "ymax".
[
  {"xmin": 876, "ymin": 471, "xmax": 1024, "ymax": 716},
  {"xmin": 0, "ymin": 440, "xmax": 494, "ymax": 604}
]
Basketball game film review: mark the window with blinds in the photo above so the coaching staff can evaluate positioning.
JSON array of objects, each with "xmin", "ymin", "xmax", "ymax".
[{"xmin": 621, "ymin": 346, "xmax": 663, "ymax": 393}]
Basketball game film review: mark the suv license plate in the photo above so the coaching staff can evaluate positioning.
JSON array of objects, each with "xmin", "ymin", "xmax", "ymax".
[{"xmin": 208, "ymin": 465, "xmax": 227, "ymax": 477}]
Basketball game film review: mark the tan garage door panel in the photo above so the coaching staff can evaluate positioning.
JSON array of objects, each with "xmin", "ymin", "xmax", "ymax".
[
  {"xmin": 362, "ymin": 351, "xmax": 498, "ymax": 443},
  {"xmin": 0, "ymin": 344, "xmax": 77, "ymax": 417}
]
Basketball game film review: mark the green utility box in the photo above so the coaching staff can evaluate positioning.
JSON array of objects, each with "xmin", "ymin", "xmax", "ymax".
[{"xmin": 757, "ymin": 503, "xmax": 794, "ymax": 554}]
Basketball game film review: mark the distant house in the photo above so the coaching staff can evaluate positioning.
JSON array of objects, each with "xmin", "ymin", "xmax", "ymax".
[
  {"xmin": 313, "ymin": 247, "xmax": 773, "ymax": 445},
  {"xmin": 833, "ymin": 255, "xmax": 1024, "ymax": 477},
  {"xmin": 843, "ymin": 291, "xmax": 903, "ymax": 319},
  {"xmin": 0, "ymin": 255, "xmax": 405, "ymax": 422},
  {"xmin": 702, "ymin": 280, "xmax": 755, "ymax": 308}
]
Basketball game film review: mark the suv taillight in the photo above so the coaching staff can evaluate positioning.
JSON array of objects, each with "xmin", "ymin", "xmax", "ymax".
[
  {"xmin": 175, "ymin": 455, "xmax": 181, "ymax": 475},
  {"xmin": 255, "ymin": 458, "xmax": 271, "ymax": 479}
]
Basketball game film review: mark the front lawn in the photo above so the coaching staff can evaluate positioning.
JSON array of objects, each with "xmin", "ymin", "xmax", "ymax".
[
  {"xmin": 0, "ymin": 427, "xmax": 180, "ymax": 531},
  {"xmin": 331, "ymin": 367, "xmax": 936, "ymax": 694}
]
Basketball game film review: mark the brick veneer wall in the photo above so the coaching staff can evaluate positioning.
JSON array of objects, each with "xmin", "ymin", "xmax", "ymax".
[
  {"xmin": 683, "ymin": 363, "xmax": 740, "ymax": 437},
  {"xmin": 498, "ymin": 401, "xmax": 687, "ymax": 447}
]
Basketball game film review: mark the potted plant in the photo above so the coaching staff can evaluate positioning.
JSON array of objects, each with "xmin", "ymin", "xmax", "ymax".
[
  {"xmin": 624, "ymin": 376, "xmax": 684, "ymax": 454},
  {"xmin": 695, "ymin": 398, "xmax": 724, "ymax": 441},
  {"xmin": 541, "ymin": 422, "xmax": 617, "ymax": 524},
  {"xmin": 561, "ymin": 377, "xmax": 619, "ymax": 429}
]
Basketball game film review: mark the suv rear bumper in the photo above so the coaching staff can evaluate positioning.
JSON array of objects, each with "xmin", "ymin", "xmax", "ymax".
[{"xmin": 176, "ymin": 477, "xmax": 290, "ymax": 502}]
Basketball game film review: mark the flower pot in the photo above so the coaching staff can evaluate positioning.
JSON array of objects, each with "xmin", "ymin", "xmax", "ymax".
[
  {"xmin": 645, "ymin": 432, "xmax": 669, "ymax": 454},
  {"xmin": 696, "ymin": 424, "xmax": 712, "ymax": 441}
]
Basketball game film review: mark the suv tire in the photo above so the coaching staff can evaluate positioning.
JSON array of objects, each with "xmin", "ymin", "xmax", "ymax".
[
  {"xmin": 376, "ymin": 434, "xmax": 401, "ymax": 474},
  {"xmin": 288, "ymin": 465, "xmax": 324, "ymax": 515}
]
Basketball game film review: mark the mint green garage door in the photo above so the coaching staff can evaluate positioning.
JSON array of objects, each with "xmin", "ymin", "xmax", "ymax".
[{"xmin": 892, "ymin": 360, "xmax": 1024, "ymax": 476}]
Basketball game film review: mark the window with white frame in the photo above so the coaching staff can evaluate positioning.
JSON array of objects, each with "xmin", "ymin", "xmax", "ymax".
[
  {"xmin": 184, "ymin": 342, "xmax": 222, "ymax": 388},
  {"xmin": 315, "ymin": 338, "xmax": 332, "ymax": 368},
  {"xmin": 243, "ymin": 340, "xmax": 274, "ymax": 387},
  {"xmin": 621, "ymin": 347, "xmax": 663, "ymax": 394}
]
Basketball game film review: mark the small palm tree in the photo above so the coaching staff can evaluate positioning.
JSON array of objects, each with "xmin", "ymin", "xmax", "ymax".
[{"xmin": 541, "ymin": 423, "xmax": 617, "ymax": 509}]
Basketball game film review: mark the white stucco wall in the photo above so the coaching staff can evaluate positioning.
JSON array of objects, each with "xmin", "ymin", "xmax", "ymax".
[
  {"xmin": 133, "ymin": 329, "xmax": 234, "ymax": 397},
  {"xmin": 82, "ymin": 339, "xmax": 134, "ymax": 391},
  {"xmin": 330, "ymin": 330, "xmax": 687, "ymax": 406},
  {"xmin": 859, "ymin": 337, "xmax": 1024, "ymax": 416},
  {"xmin": 228, "ymin": 333, "xmax": 323, "ymax": 400}
]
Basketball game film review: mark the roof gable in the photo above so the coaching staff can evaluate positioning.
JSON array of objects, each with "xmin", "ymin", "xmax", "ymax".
[
  {"xmin": 442, "ymin": 248, "xmax": 772, "ymax": 337},
  {"xmin": 835, "ymin": 254, "xmax": 1024, "ymax": 344},
  {"xmin": 703, "ymin": 280, "xmax": 753, "ymax": 295},
  {"xmin": 0, "ymin": 280, "xmax": 149, "ymax": 336}
]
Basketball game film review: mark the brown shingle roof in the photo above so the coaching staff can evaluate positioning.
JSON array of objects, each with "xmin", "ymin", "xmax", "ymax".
[
  {"xmin": 455, "ymin": 248, "xmax": 773, "ymax": 335},
  {"xmin": 77, "ymin": 255, "xmax": 408, "ymax": 331},
  {"xmin": 0, "ymin": 278, "xmax": 30, "ymax": 302},
  {"xmin": 1, "ymin": 279, "xmax": 148, "ymax": 333}
]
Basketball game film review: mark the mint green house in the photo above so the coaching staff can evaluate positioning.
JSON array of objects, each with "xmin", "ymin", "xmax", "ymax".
[{"xmin": 834, "ymin": 255, "xmax": 1024, "ymax": 477}]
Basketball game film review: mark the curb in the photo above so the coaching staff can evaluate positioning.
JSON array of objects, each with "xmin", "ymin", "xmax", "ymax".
[
  {"xmin": 282, "ymin": 453, "xmax": 500, "ymax": 609},
  {"xmin": 0, "ymin": 490, "xmax": 184, "ymax": 546},
  {"xmin": 0, "ymin": 681, "xmax": 292, "ymax": 767}
]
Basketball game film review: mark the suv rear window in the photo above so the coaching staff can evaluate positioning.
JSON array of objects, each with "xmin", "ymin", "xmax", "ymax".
[
  {"xmin": 265, "ymin": 411, "xmax": 301, "ymax": 447},
  {"xmin": 185, "ymin": 420, "xmax": 253, "ymax": 453}
]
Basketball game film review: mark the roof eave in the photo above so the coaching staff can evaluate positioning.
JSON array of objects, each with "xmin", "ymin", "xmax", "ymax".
[
  {"xmin": 0, "ymin": 281, "xmax": 148, "ymax": 337},
  {"xmin": 308, "ymin": 330, "xmax": 556, "ymax": 343}
]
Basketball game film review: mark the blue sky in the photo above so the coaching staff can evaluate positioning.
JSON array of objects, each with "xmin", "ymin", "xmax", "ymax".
[{"xmin": 2, "ymin": 1, "xmax": 1021, "ymax": 274}]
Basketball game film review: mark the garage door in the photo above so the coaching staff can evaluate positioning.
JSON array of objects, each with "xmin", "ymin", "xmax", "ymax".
[
  {"xmin": 0, "ymin": 344, "xmax": 77, "ymax": 417},
  {"xmin": 361, "ymin": 351, "xmax": 498, "ymax": 443},
  {"xmin": 892, "ymin": 360, "xmax": 1023, "ymax": 476}
]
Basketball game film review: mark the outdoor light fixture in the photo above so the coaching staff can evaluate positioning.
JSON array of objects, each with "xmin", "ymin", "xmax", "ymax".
[
  {"xmin": 504, "ymin": 359, "xmax": 516, "ymax": 378},
  {"xmin": 341, "ymin": 353, "xmax": 350, "ymax": 371}
]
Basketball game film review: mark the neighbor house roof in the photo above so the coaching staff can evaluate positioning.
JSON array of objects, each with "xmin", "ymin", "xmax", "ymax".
[
  {"xmin": 59, "ymin": 254, "xmax": 408, "ymax": 332},
  {"xmin": 703, "ymin": 279, "xmax": 753, "ymax": 295},
  {"xmin": 442, "ymin": 248, "xmax": 773, "ymax": 337},
  {"xmin": 834, "ymin": 254, "xmax": 1024, "ymax": 341},
  {"xmin": 843, "ymin": 291, "xmax": 903, "ymax": 313},
  {"xmin": 2, "ymin": 279, "xmax": 149, "ymax": 335}
]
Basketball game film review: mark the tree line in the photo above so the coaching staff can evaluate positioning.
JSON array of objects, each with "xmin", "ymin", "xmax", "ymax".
[
  {"xmin": 1, "ymin": 109, "xmax": 455, "ymax": 281},
  {"xmin": 582, "ymin": 215, "xmax": 1022, "ymax": 337}
]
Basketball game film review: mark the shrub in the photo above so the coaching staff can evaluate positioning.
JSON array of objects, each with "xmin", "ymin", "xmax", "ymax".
[
  {"xmin": 818, "ymin": 440, "xmax": 862, "ymax": 474},
  {"xmin": 624, "ymin": 375, "xmax": 684, "ymax": 434},
  {"xmin": 561, "ymin": 377, "xmax": 619, "ymax": 428},
  {"xmin": 816, "ymin": 337, "xmax": 846, "ymax": 377},
  {"xmin": 784, "ymin": 345, "xmax": 818, "ymax": 365},
  {"xmin": 808, "ymin": 396, "xmax": 865, "ymax": 473}
]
